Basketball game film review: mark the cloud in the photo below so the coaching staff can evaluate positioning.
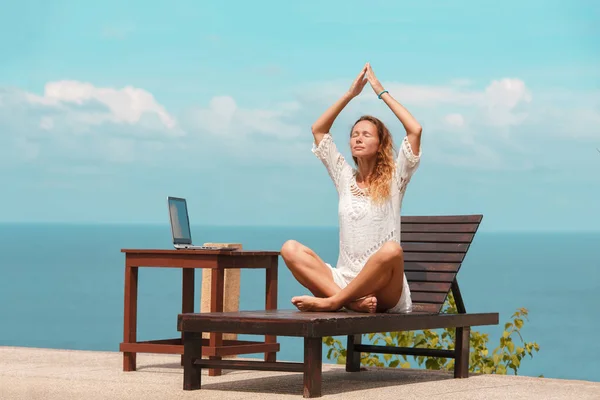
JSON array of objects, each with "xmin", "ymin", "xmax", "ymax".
[
  {"xmin": 1, "ymin": 76, "xmax": 598, "ymax": 173},
  {"xmin": 179, "ymin": 95, "xmax": 312, "ymax": 166},
  {"xmin": 0, "ymin": 81, "xmax": 183, "ymax": 166},
  {"xmin": 311, "ymin": 77, "xmax": 534, "ymax": 128},
  {"xmin": 184, "ymin": 95, "xmax": 304, "ymax": 139},
  {"xmin": 292, "ymin": 76, "xmax": 599, "ymax": 169},
  {"xmin": 443, "ymin": 113, "xmax": 466, "ymax": 128},
  {"xmin": 178, "ymin": 77, "xmax": 537, "ymax": 170},
  {"xmin": 180, "ymin": 76, "xmax": 600, "ymax": 171},
  {"xmin": 31, "ymin": 80, "xmax": 180, "ymax": 132}
]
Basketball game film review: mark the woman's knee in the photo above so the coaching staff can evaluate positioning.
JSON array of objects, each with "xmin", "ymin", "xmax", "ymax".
[
  {"xmin": 281, "ymin": 239, "xmax": 303, "ymax": 261},
  {"xmin": 379, "ymin": 241, "xmax": 404, "ymax": 263}
]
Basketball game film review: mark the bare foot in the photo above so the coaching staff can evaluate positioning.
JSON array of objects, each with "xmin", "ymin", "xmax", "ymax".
[
  {"xmin": 347, "ymin": 295, "xmax": 377, "ymax": 313},
  {"xmin": 291, "ymin": 296, "xmax": 340, "ymax": 312}
]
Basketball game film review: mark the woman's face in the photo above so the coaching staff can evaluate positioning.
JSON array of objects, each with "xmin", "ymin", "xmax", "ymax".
[{"xmin": 350, "ymin": 120, "xmax": 380, "ymax": 159}]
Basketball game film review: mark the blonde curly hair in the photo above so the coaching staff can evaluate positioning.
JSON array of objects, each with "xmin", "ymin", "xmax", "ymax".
[{"xmin": 350, "ymin": 115, "xmax": 397, "ymax": 204}]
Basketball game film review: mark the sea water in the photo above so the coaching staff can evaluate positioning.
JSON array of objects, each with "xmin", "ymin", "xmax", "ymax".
[{"xmin": 0, "ymin": 223, "xmax": 598, "ymax": 382}]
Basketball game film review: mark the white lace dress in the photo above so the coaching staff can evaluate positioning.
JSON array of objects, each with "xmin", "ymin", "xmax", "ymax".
[{"xmin": 311, "ymin": 133, "xmax": 421, "ymax": 313}]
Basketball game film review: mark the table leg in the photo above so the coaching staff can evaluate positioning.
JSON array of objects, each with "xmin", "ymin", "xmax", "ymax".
[
  {"xmin": 181, "ymin": 268, "xmax": 195, "ymax": 365},
  {"xmin": 123, "ymin": 265, "xmax": 138, "ymax": 371},
  {"xmin": 183, "ymin": 331, "xmax": 203, "ymax": 390},
  {"xmin": 208, "ymin": 268, "xmax": 224, "ymax": 376},
  {"xmin": 345, "ymin": 334, "xmax": 362, "ymax": 372},
  {"xmin": 265, "ymin": 255, "xmax": 278, "ymax": 362},
  {"xmin": 303, "ymin": 337, "xmax": 322, "ymax": 398}
]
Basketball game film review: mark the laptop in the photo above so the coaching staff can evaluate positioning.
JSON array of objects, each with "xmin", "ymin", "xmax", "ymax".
[{"xmin": 167, "ymin": 196, "xmax": 235, "ymax": 251}]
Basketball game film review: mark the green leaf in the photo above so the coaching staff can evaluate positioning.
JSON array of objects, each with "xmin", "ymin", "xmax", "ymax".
[
  {"xmin": 512, "ymin": 355, "xmax": 520, "ymax": 367},
  {"xmin": 327, "ymin": 348, "xmax": 334, "ymax": 359},
  {"xmin": 493, "ymin": 354, "xmax": 501, "ymax": 365},
  {"xmin": 318, "ymin": 306, "xmax": 540, "ymax": 377},
  {"xmin": 507, "ymin": 341, "xmax": 515, "ymax": 353},
  {"xmin": 514, "ymin": 318, "xmax": 524, "ymax": 329},
  {"xmin": 425, "ymin": 358, "xmax": 439, "ymax": 370}
]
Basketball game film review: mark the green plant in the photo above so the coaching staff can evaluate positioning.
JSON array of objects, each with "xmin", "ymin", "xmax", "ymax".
[{"xmin": 323, "ymin": 292, "xmax": 540, "ymax": 375}]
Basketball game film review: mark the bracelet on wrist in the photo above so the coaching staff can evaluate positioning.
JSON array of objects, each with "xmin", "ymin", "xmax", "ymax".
[{"xmin": 377, "ymin": 90, "xmax": 389, "ymax": 99}]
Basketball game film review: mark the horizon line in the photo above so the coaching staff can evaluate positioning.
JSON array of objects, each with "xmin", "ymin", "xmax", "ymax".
[{"xmin": 0, "ymin": 221, "xmax": 599, "ymax": 234}]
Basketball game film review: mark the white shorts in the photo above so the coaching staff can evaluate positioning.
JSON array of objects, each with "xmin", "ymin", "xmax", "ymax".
[{"xmin": 326, "ymin": 263, "xmax": 412, "ymax": 314}]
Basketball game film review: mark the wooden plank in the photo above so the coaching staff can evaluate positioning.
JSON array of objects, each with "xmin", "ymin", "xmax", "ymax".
[
  {"xmin": 401, "ymin": 215, "xmax": 483, "ymax": 224},
  {"xmin": 401, "ymin": 223, "xmax": 479, "ymax": 233},
  {"xmin": 139, "ymin": 338, "xmax": 181, "ymax": 345},
  {"xmin": 404, "ymin": 252, "xmax": 465, "ymax": 263},
  {"xmin": 178, "ymin": 311, "xmax": 500, "ymax": 337},
  {"xmin": 309, "ymin": 312, "xmax": 499, "ymax": 337},
  {"xmin": 452, "ymin": 280, "xmax": 467, "ymax": 314},
  {"xmin": 303, "ymin": 337, "xmax": 322, "ymax": 398},
  {"xmin": 218, "ymin": 255, "xmax": 281, "ymax": 269},
  {"xmin": 209, "ymin": 267, "xmax": 225, "ymax": 376},
  {"xmin": 405, "ymin": 271, "xmax": 457, "ymax": 283},
  {"xmin": 120, "ymin": 342, "xmax": 183, "ymax": 355},
  {"xmin": 183, "ymin": 332, "xmax": 202, "ymax": 390},
  {"xmin": 345, "ymin": 334, "xmax": 362, "ymax": 372},
  {"xmin": 122, "ymin": 266, "xmax": 138, "ymax": 371},
  {"xmin": 182, "ymin": 268, "xmax": 194, "ymax": 364},
  {"xmin": 411, "ymin": 292, "xmax": 448, "ymax": 304},
  {"xmin": 411, "ymin": 303, "xmax": 443, "ymax": 313},
  {"xmin": 126, "ymin": 254, "xmax": 217, "ymax": 269},
  {"xmin": 211, "ymin": 343, "xmax": 280, "ymax": 357},
  {"xmin": 355, "ymin": 345, "xmax": 455, "ymax": 358},
  {"xmin": 455, "ymin": 327, "xmax": 470, "ymax": 378},
  {"xmin": 408, "ymin": 281, "xmax": 452, "ymax": 292},
  {"xmin": 404, "ymin": 262, "xmax": 461, "ymax": 273},
  {"xmin": 401, "ymin": 233, "xmax": 475, "ymax": 243},
  {"xmin": 120, "ymin": 338, "xmax": 280, "ymax": 357},
  {"xmin": 122, "ymin": 249, "xmax": 280, "ymax": 256},
  {"xmin": 194, "ymin": 359, "xmax": 304, "ymax": 373},
  {"xmin": 265, "ymin": 255, "xmax": 278, "ymax": 362},
  {"xmin": 402, "ymin": 242, "xmax": 469, "ymax": 253}
]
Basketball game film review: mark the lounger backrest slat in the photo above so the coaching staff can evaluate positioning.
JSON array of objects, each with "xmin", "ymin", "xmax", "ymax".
[{"xmin": 400, "ymin": 214, "xmax": 482, "ymax": 314}]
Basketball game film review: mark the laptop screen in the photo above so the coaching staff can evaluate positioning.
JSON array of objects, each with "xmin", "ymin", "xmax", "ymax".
[{"xmin": 168, "ymin": 197, "xmax": 192, "ymax": 245}]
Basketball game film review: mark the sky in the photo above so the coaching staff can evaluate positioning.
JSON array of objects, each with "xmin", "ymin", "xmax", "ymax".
[{"xmin": 0, "ymin": 0, "xmax": 599, "ymax": 231}]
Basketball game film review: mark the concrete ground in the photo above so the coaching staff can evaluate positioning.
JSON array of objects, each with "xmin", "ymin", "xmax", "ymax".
[{"xmin": 1, "ymin": 346, "xmax": 599, "ymax": 399}]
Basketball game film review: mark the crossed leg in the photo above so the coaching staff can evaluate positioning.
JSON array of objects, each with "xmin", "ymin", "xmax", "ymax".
[
  {"xmin": 280, "ymin": 240, "xmax": 404, "ymax": 313},
  {"xmin": 280, "ymin": 240, "xmax": 377, "ymax": 313}
]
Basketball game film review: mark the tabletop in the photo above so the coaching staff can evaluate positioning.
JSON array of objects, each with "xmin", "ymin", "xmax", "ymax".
[{"xmin": 121, "ymin": 248, "xmax": 280, "ymax": 256}]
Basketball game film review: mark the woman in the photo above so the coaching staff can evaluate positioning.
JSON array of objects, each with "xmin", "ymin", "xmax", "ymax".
[{"xmin": 281, "ymin": 62, "xmax": 422, "ymax": 314}]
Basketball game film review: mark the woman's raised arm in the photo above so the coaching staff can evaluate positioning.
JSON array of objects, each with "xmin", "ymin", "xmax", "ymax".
[
  {"xmin": 311, "ymin": 64, "xmax": 369, "ymax": 146},
  {"xmin": 365, "ymin": 63, "xmax": 422, "ymax": 155}
]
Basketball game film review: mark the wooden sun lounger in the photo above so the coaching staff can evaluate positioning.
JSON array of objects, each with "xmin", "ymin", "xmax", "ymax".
[{"xmin": 177, "ymin": 215, "xmax": 499, "ymax": 398}]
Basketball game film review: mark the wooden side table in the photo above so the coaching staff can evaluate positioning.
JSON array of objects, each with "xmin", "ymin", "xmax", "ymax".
[{"xmin": 119, "ymin": 248, "xmax": 279, "ymax": 376}]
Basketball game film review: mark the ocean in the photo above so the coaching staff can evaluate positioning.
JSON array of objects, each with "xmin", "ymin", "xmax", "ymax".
[{"xmin": 0, "ymin": 223, "xmax": 598, "ymax": 382}]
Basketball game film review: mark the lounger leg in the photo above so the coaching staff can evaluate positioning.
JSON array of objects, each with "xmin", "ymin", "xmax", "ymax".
[
  {"xmin": 454, "ymin": 326, "xmax": 470, "ymax": 378},
  {"xmin": 346, "ymin": 334, "xmax": 362, "ymax": 372},
  {"xmin": 303, "ymin": 337, "xmax": 322, "ymax": 398},
  {"xmin": 183, "ymin": 332, "xmax": 203, "ymax": 390}
]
